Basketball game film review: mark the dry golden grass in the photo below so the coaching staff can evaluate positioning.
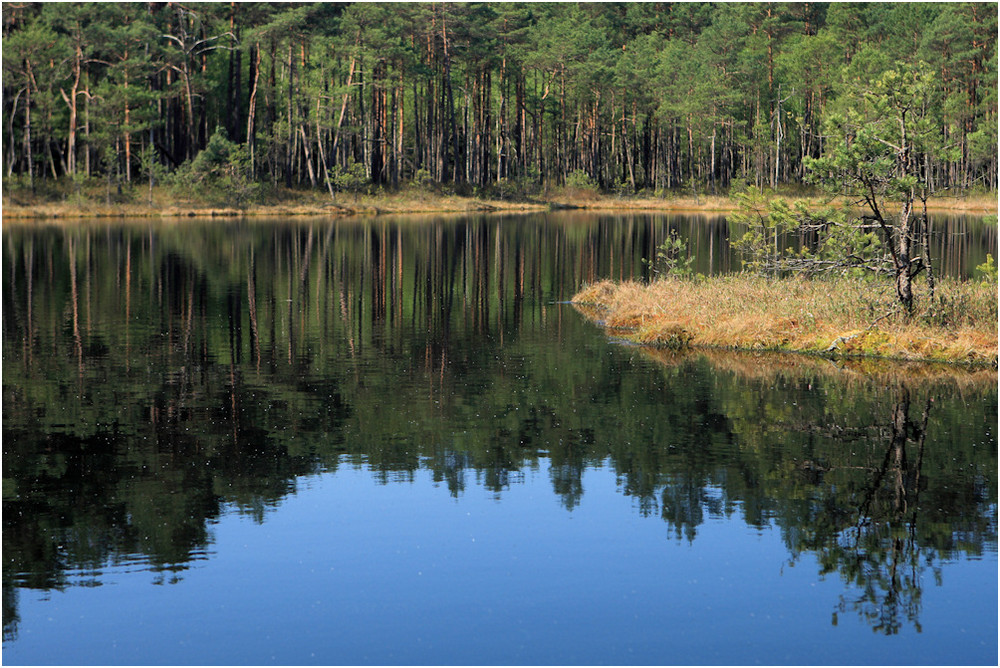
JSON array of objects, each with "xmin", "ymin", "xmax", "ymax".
[
  {"xmin": 345, "ymin": 191, "xmax": 546, "ymax": 214},
  {"xmin": 3, "ymin": 184, "xmax": 995, "ymax": 219},
  {"xmin": 922, "ymin": 193, "xmax": 999, "ymax": 213},
  {"xmin": 1, "ymin": 191, "xmax": 546, "ymax": 220},
  {"xmin": 572, "ymin": 276, "xmax": 998, "ymax": 365},
  {"xmin": 550, "ymin": 191, "xmax": 997, "ymax": 214},
  {"xmin": 551, "ymin": 194, "xmax": 739, "ymax": 212}
]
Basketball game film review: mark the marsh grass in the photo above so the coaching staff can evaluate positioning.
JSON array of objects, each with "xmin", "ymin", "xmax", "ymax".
[
  {"xmin": 1, "ymin": 181, "xmax": 546, "ymax": 219},
  {"xmin": 3, "ymin": 179, "xmax": 995, "ymax": 219},
  {"xmin": 573, "ymin": 275, "xmax": 998, "ymax": 365}
]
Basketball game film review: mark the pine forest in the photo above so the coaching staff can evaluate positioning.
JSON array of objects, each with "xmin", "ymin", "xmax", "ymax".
[{"xmin": 2, "ymin": 2, "xmax": 997, "ymax": 201}]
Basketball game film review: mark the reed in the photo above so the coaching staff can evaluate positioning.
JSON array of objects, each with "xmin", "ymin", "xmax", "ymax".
[{"xmin": 572, "ymin": 275, "xmax": 998, "ymax": 366}]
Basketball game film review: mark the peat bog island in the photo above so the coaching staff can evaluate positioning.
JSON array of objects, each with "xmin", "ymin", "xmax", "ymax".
[{"xmin": 3, "ymin": 2, "xmax": 998, "ymax": 666}]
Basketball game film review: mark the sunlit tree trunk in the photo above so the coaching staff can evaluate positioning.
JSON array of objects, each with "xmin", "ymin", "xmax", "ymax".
[
  {"xmin": 61, "ymin": 43, "xmax": 83, "ymax": 175},
  {"xmin": 24, "ymin": 63, "xmax": 34, "ymax": 192},
  {"xmin": 246, "ymin": 43, "xmax": 260, "ymax": 178}
]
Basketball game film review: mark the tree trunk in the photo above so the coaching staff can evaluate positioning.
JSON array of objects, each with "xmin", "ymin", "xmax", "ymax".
[
  {"xmin": 7, "ymin": 88, "xmax": 24, "ymax": 179},
  {"xmin": 315, "ymin": 100, "xmax": 336, "ymax": 200},
  {"xmin": 246, "ymin": 43, "xmax": 260, "ymax": 178},
  {"xmin": 62, "ymin": 43, "xmax": 83, "ymax": 175},
  {"xmin": 710, "ymin": 125, "xmax": 717, "ymax": 194},
  {"xmin": 124, "ymin": 70, "xmax": 132, "ymax": 182},
  {"xmin": 182, "ymin": 67, "xmax": 196, "ymax": 161},
  {"xmin": 84, "ymin": 72, "xmax": 91, "ymax": 177},
  {"xmin": 442, "ymin": 15, "xmax": 460, "ymax": 182},
  {"xmin": 24, "ymin": 73, "xmax": 34, "ymax": 192},
  {"xmin": 623, "ymin": 105, "xmax": 635, "ymax": 191},
  {"xmin": 396, "ymin": 75, "xmax": 404, "ymax": 186},
  {"xmin": 895, "ymin": 200, "xmax": 914, "ymax": 312},
  {"xmin": 331, "ymin": 54, "xmax": 357, "ymax": 160},
  {"xmin": 227, "ymin": 4, "xmax": 241, "ymax": 141},
  {"xmin": 299, "ymin": 125, "xmax": 316, "ymax": 188},
  {"xmin": 515, "ymin": 73, "xmax": 525, "ymax": 178},
  {"xmin": 286, "ymin": 43, "xmax": 294, "ymax": 188}
]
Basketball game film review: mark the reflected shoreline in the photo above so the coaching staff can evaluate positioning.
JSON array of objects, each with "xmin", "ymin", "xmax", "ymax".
[{"xmin": 635, "ymin": 346, "xmax": 998, "ymax": 389}]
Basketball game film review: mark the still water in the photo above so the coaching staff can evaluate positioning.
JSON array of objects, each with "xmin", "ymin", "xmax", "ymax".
[{"xmin": 3, "ymin": 212, "xmax": 997, "ymax": 665}]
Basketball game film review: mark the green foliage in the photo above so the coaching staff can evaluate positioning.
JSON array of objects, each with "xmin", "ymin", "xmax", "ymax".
[
  {"xmin": 175, "ymin": 127, "xmax": 258, "ymax": 208},
  {"xmin": 494, "ymin": 169, "xmax": 542, "ymax": 201},
  {"xmin": 805, "ymin": 63, "xmax": 945, "ymax": 200},
  {"xmin": 0, "ymin": 2, "xmax": 996, "ymax": 196},
  {"xmin": 564, "ymin": 169, "xmax": 597, "ymax": 191},
  {"xmin": 729, "ymin": 187, "xmax": 799, "ymax": 274},
  {"xmin": 643, "ymin": 230, "xmax": 695, "ymax": 279},
  {"xmin": 803, "ymin": 62, "xmax": 955, "ymax": 311},
  {"xmin": 730, "ymin": 186, "xmax": 894, "ymax": 278},
  {"xmin": 332, "ymin": 159, "xmax": 369, "ymax": 199},
  {"xmin": 814, "ymin": 219, "xmax": 887, "ymax": 276},
  {"xmin": 412, "ymin": 168, "xmax": 433, "ymax": 189},
  {"xmin": 974, "ymin": 254, "xmax": 997, "ymax": 283}
]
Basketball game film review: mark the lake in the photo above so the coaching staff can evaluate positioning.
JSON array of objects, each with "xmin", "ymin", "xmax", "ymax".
[{"xmin": 3, "ymin": 212, "xmax": 997, "ymax": 665}]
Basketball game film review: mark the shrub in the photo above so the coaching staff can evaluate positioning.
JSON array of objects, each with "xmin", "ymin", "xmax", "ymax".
[
  {"xmin": 174, "ymin": 127, "xmax": 258, "ymax": 208},
  {"xmin": 560, "ymin": 169, "xmax": 599, "ymax": 201},
  {"xmin": 565, "ymin": 169, "xmax": 596, "ymax": 190},
  {"xmin": 331, "ymin": 159, "xmax": 368, "ymax": 200},
  {"xmin": 643, "ymin": 230, "xmax": 695, "ymax": 279},
  {"xmin": 974, "ymin": 254, "xmax": 997, "ymax": 284}
]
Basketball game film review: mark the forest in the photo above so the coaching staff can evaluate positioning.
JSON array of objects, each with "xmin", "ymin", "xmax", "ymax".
[{"xmin": 2, "ymin": 2, "xmax": 998, "ymax": 201}]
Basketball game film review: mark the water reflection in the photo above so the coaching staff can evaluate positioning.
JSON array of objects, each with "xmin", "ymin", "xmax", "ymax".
[
  {"xmin": 642, "ymin": 349, "xmax": 996, "ymax": 634},
  {"xmin": 832, "ymin": 388, "xmax": 932, "ymax": 635},
  {"xmin": 2, "ymin": 214, "xmax": 996, "ymax": 646}
]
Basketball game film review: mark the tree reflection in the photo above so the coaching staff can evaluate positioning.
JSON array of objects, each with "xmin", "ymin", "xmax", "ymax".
[
  {"xmin": 828, "ymin": 389, "xmax": 931, "ymax": 635},
  {"xmin": 2, "ymin": 219, "xmax": 995, "ymax": 641},
  {"xmin": 637, "ymin": 349, "xmax": 995, "ymax": 634}
]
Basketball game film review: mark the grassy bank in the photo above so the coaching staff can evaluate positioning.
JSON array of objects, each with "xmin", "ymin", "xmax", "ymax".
[
  {"xmin": 3, "ymin": 181, "xmax": 996, "ymax": 220},
  {"xmin": 547, "ymin": 190, "xmax": 998, "ymax": 214},
  {"xmin": 572, "ymin": 276, "xmax": 998, "ymax": 366},
  {"xmin": 1, "ymin": 183, "xmax": 549, "ymax": 219}
]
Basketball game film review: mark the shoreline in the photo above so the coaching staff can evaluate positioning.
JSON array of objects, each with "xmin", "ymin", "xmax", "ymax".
[
  {"xmin": 3, "ymin": 190, "xmax": 997, "ymax": 221},
  {"xmin": 571, "ymin": 277, "xmax": 998, "ymax": 368}
]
